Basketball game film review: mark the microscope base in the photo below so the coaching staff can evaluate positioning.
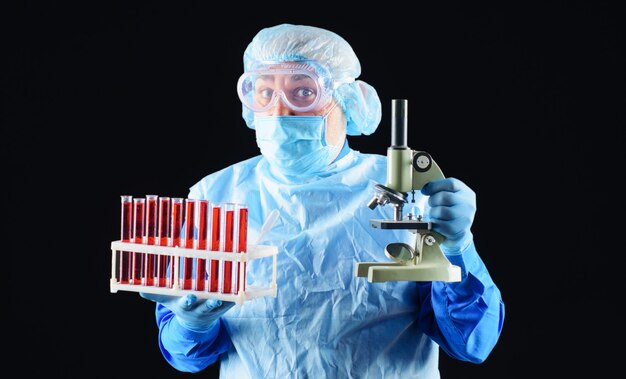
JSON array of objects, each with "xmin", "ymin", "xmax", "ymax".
[{"xmin": 355, "ymin": 262, "xmax": 461, "ymax": 283}]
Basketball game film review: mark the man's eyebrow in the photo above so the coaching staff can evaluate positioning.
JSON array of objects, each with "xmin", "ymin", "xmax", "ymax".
[
  {"xmin": 291, "ymin": 74, "xmax": 309, "ymax": 81},
  {"xmin": 255, "ymin": 74, "xmax": 311, "ymax": 82}
]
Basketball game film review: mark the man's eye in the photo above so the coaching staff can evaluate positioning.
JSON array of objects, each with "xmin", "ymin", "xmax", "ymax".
[
  {"xmin": 294, "ymin": 88, "xmax": 315, "ymax": 98},
  {"xmin": 259, "ymin": 89, "xmax": 274, "ymax": 99}
]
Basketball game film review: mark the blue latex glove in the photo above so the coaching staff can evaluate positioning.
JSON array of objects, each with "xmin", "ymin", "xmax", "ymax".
[
  {"xmin": 140, "ymin": 293, "xmax": 235, "ymax": 332},
  {"xmin": 421, "ymin": 177, "xmax": 476, "ymax": 254}
]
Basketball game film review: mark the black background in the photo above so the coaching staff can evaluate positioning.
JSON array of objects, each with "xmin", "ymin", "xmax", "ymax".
[{"xmin": 4, "ymin": 1, "xmax": 624, "ymax": 378}]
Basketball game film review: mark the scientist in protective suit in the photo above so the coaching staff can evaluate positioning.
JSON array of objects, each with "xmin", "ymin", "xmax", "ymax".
[{"xmin": 140, "ymin": 23, "xmax": 505, "ymax": 378}]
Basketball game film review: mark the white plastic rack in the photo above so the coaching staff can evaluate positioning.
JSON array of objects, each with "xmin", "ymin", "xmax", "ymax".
[{"xmin": 110, "ymin": 241, "xmax": 278, "ymax": 305}]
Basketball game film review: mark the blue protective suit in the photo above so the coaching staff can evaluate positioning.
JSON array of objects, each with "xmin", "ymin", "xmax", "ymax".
[{"xmin": 151, "ymin": 146, "xmax": 505, "ymax": 379}]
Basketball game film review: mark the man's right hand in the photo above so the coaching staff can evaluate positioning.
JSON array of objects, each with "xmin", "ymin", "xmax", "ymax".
[{"xmin": 140, "ymin": 293, "xmax": 235, "ymax": 332}]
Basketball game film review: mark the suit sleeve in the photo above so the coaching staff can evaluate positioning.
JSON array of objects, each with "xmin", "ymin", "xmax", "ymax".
[{"xmin": 416, "ymin": 241, "xmax": 505, "ymax": 363}]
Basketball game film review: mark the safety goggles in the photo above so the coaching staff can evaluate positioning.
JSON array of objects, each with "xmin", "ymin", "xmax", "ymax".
[{"xmin": 237, "ymin": 63, "xmax": 334, "ymax": 113}]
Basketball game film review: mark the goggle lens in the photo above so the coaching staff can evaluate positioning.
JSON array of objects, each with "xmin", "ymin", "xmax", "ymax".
[{"xmin": 238, "ymin": 69, "xmax": 329, "ymax": 113}]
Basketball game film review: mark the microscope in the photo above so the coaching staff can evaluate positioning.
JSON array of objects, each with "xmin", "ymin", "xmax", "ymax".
[{"xmin": 355, "ymin": 99, "xmax": 461, "ymax": 283}]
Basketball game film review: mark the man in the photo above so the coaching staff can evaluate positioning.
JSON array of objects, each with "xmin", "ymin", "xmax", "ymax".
[{"xmin": 141, "ymin": 23, "xmax": 505, "ymax": 378}]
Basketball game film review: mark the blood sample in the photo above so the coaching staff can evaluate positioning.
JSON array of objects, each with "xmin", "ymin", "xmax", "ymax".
[
  {"xmin": 170, "ymin": 198, "xmax": 184, "ymax": 247},
  {"xmin": 157, "ymin": 196, "xmax": 170, "ymax": 287},
  {"xmin": 209, "ymin": 203, "xmax": 221, "ymax": 292},
  {"xmin": 236, "ymin": 204, "xmax": 248, "ymax": 293},
  {"xmin": 195, "ymin": 200, "xmax": 209, "ymax": 291},
  {"xmin": 170, "ymin": 198, "xmax": 184, "ymax": 288},
  {"xmin": 182, "ymin": 199, "xmax": 196, "ymax": 290},
  {"xmin": 221, "ymin": 203, "xmax": 235, "ymax": 294},
  {"xmin": 144, "ymin": 195, "xmax": 158, "ymax": 286},
  {"xmin": 119, "ymin": 195, "xmax": 133, "ymax": 284},
  {"xmin": 132, "ymin": 197, "xmax": 146, "ymax": 285}
]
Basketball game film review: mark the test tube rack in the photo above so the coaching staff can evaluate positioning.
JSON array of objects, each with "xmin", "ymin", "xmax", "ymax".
[{"xmin": 110, "ymin": 241, "xmax": 278, "ymax": 305}]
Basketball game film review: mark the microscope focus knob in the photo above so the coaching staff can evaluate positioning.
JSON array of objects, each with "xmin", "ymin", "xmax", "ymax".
[{"xmin": 412, "ymin": 152, "xmax": 433, "ymax": 173}]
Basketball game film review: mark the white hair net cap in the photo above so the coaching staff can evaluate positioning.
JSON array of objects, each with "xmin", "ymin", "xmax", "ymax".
[{"xmin": 241, "ymin": 24, "xmax": 382, "ymax": 136}]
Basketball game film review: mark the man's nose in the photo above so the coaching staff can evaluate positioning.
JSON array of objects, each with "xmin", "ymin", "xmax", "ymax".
[{"xmin": 270, "ymin": 93, "xmax": 294, "ymax": 116}]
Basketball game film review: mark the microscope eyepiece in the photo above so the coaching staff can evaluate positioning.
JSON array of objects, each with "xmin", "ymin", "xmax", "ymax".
[{"xmin": 391, "ymin": 99, "xmax": 408, "ymax": 149}]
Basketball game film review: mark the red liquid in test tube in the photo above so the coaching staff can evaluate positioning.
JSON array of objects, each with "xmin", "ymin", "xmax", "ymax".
[
  {"xmin": 170, "ymin": 198, "xmax": 184, "ymax": 288},
  {"xmin": 144, "ymin": 195, "xmax": 158, "ymax": 286},
  {"xmin": 237, "ymin": 205, "xmax": 248, "ymax": 293},
  {"xmin": 119, "ymin": 196, "xmax": 133, "ymax": 284},
  {"xmin": 132, "ymin": 198, "xmax": 146, "ymax": 285},
  {"xmin": 170, "ymin": 198, "xmax": 184, "ymax": 247},
  {"xmin": 209, "ymin": 203, "xmax": 221, "ymax": 292},
  {"xmin": 182, "ymin": 199, "xmax": 196, "ymax": 290},
  {"xmin": 221, "ymin": 203, "xmax": 235, "ymax": 294},
  {"xmin": 195, "ymin": 200, "xmax": 209, "ymax": 291},
  {"xmin": 157, "ymin": 197, "xmax": 170, "ymax": 287}
]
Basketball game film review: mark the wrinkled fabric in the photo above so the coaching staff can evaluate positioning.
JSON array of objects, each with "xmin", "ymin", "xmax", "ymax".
[{"xmin": 153, "ymin": 148, "xmax": 505, "ymax": 379}]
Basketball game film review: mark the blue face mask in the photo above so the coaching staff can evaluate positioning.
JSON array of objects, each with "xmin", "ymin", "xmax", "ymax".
[{"xmin": 254, "ymin": 113, "xmax": 338, "ymax": 177}]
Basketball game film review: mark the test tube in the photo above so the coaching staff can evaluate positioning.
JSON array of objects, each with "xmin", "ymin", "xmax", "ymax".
[
  {"xmin": 170, "ymin": 198, "xmax": 184, "ymax": 288},
  {"xmin": 209, "ymin": 202, "xmax": 221, "ymax": 292},
  {"xmin": 182, "ymin": 199, "xmax": 196, "ymax": 290},
  {"xmin": 221, "ymin": 203, "xmax": 235, "ymax": 294},
  {"xmin": 195, "ymin": 199, "xmax": 209, "ymax": 291},
  {"xmin": 170, "ymin": 198, "xmax": 184, "ymax": 247},
  {"xmin": 132, "ymin": 197, "xmax": 146, "ymax": 285},
  {"xmin": 157, "ymin": 196, "xmax": 170, "ymax": 287},
  {"xmin": 236, "ymin": 203, "xmax": 248, "ymax": 293},
  {"xmin": 119, "ymin": 195, "xmax": 133, "ymax": 284},
  {"xmin": 144, "ymin": 195, "xmax": 158, "ymax": 286}
]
